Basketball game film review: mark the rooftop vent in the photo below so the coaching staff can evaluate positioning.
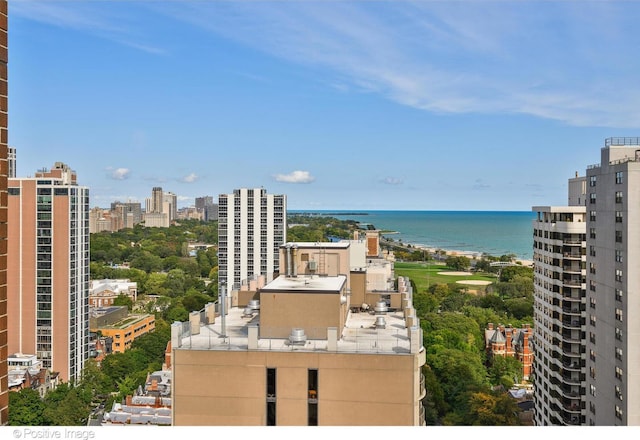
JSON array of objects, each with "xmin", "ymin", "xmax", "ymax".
[
  {"xmin": 374, "ymin": 301, "xmax": 388, "ymax": 314},
  {"xmin": 375, "ymin": 316, "xmax": 386, "ymax": 329},
  {"xmin": 288, "ymin": 328, "xmax": 307, "ymax": 345},
  {"xmin": 242, "ymin": 307, "xmax": 254, "ymax": 318},
  {"xmin": 248, "ymin": 299, "xmax": 260, "ymax": 310}
]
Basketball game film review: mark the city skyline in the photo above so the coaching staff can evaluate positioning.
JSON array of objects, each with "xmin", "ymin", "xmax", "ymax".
[{"xmin": 8, "ymin": 1, "xmax": 640, "ymax": 211}]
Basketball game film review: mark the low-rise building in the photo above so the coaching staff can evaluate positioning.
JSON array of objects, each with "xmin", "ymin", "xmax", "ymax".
[
  {"xmin": 89, "ymin": 279, "xmax": 138, "ymax": 307},
  {"xmin": 485, "ymin": 323, "xmax": 534, "ymax": 380},
  {"xmin": 90, "ymin": 307, "xmax": 155, "ymax": 353}
]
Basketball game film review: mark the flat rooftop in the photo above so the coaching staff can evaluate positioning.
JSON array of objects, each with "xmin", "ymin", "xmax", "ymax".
[
  {"xmin": 260, "ymin": 274, "xmax": 346, "ymax": 292},
  {"xmin": 281, "ymin": 242, "xmax": 350, "ymax": 249}
]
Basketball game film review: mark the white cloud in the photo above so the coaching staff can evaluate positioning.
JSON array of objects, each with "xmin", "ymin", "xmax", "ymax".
[
  {"xmin": 380, "ymin": 176, "xmax": 404, "ymax": 185},
  {"xmin": 181, "ymin": 173, "xmax": 199, "ymax": 183},
  {"xmin": 158, "ymin": 1, "xmax": 640, "ymax": 127},
  {"xmin": 107, "ymin": 167, "xmax": 131, "ymax": 180},
  {"xmin": 274, "ymin": 170, "xmax": 315, "ymax": 184}
]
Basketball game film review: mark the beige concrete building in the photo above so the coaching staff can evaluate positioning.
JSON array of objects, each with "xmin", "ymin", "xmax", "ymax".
[
  {"xmin": 171, "ymin": 273, "xmax": 425, "ymax": 426},
  {"xmin": 7, "ymin": 162, "xmax": 90, "ymax": 383}
]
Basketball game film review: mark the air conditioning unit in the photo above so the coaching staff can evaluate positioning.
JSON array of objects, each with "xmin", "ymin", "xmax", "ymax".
[{"xmin": 308, "ymin": 260, "xmax": 317, "ymax": 271}]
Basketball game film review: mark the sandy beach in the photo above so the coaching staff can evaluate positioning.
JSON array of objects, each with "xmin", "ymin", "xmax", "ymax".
[{"xmin": 411, "ymin": 243, "xmax": 534, "ymax": 268}]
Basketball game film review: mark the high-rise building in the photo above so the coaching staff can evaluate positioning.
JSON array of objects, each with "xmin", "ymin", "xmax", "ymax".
[
  {"xmin": 195, "ymin": 196, "xmax": 218, "ymax": 221},
  {"xmin": 163, "ymin": 191, "xmax": 177, "ymax": 222},
  {"xmin": 532, "ymin": 174, "xmax": 587, "ymax": 426},
  {"xmin": 7, "ymin": 162, "xmax": 90, "ymax": 383},
  {"xmin": 218, "ymin": 188, "xmax": 286, "ymax": 292},
  {"xmin": 584, "ymin": 138, "xmax": 640, "ymax": 425},
  {"xmin": 0, "ymin": 0, "xmax": 9, "ymax": 424},
  {"xmin": 144, "ymin": 187, "xmax": 169, "ymax": 227},
  {"xmin": 7, "ymin": 146, "xmax": 14, "ymax": 178},
  {"xmin": 110, "ymin": 201, "xmax": 142, "ymax": 229}
]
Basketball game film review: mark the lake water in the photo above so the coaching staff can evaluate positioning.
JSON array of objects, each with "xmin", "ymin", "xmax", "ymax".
[{"xmin": 294, "ymin": 210, "xmax": 535, "ymax": 260}]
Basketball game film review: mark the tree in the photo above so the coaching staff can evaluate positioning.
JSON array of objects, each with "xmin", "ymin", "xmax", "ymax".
[
  {"xmin": 467, "ymin": 391, "xmax": 521, "ymax": 425},
  {"xmin": 9, "ymin": 388, "xmax": 45, "ymax": 426},
  {"xmin": 182, "ymin": 291, "xmax": 213, "ymax": 312},
  {"xmin": 113, "ymin": 293, "xmax": 133, "ymax": 311},
  {"xmin": 488, "ymin": 355, "xmax": 524, "ymax": 387},
  {"xmin": 445, "ymin": 256, "xmax": 470, "ymax": 271}
]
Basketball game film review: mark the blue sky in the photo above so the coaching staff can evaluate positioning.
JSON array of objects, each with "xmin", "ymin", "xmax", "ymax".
[{"xmin": 7, "ymin": 0, "xmax": 640, "ymax": 211}]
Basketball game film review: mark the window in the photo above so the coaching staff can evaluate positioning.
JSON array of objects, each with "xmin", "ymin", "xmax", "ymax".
[
  {"xmin": 590, "ymin": 245, "xmax": 596, "ymax": 257},
  {"xmin": 266, "ymin": 368, "xmax": 277, "ymax": 426},
  {"xmin": 616, "ymin": 289, "xmax": 623, "ymax": 302},
  {"xmin": 616, "ymin": 211, "xmax": 623, "ymax": 223},
  {"xmin": 590, "ymin": 175, "xmax": 597, "ymax": 187},
  {"xmin": 615, "ymin": 386, "xmax": 623, "ymax": 401},
  {"xmin": 590, "ymin": 402, "xmax": 596, "ymax": 415},
  {"xmin": 616, "ymin": 230, "xmax": 623, "ymax": 243},
  {"xmin": 308, "ymin": 369, "xmax": 318, "ymax": 426},
  {"xmin": 616, "ymin": 171, "xmax": 623, "ymax": 184},
  {"xmin": 590, "ymin": 228, "xmax": 596, "ymax": 239},
  {"xmin": 590, "ymin": 262, "xmax": 596, "ymax": 274},
  {"xmin": 616, "ymin": 191, "xmax": 623, "ymax": 203},
  {"xmin": 616, "ymin": 308, "xmax": 623, "ymax": 322},
  {"xmin": 615, "ymin": 366, "xmax": 623, "ymax": 380},
  {"xmin": 616, "ymin": 250, "xmax": 623, "ymax": 263},
  {"xmin": 590, "ymin": 384, "xmax": 596, "ymax": 397},
  {"xmin": 590, "ymin": 296, "xmax": 596, "ymax": 308},
  {"xmin": 615, "ymin": 406, "xmax": 623, "ymax": 420},
  {"xmin": 590, "ymin": 314, "xmax": 596, "ymax": 326},
  {"xmin": 590, "ymin": 350, "xmax": 596, "ymax": 362},
  {"xmin": 590, "ymin": 332, "xmax": 596, "ymax": 344},
  {"xmin": 616, "ymin": 269, "xmax": 623, "ymax": 282},
  {"xmin": 616, "ymin": 327, "xmax": 622, "ymax": 341},
  {"xmin": 590, "ymin": 367, "xmax": 596, "ymax": 379},
  {"xmin": 589, "ymin": 193, "xmax": 596, "ymax": 204},
  {"xmin": 590, "ymin": 211, "xmax": 597, "ymax": 222},
  {"xmin": 590, "ymin": 281, "xmax": 596, "ymax": 292},
  {"xmin": 615, "ymin": 347, "xmax": 623, "ymax": 360}
]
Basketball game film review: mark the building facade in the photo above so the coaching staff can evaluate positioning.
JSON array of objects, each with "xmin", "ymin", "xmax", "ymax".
[
  {"xmin": 584, "ymin": 138, "xmax": 640, "ymax": 425},
  {"xmin": 171, "ymin": 274, "xmax": 425, "ymax": 426},
  {"xmin": 7, "ymin": 162, "xmax": 90, "ymax": 383},
  {"xmin": 532, "ymin": 177, "xmax": 587, "ymax": 426},
  {"xmin": 218, "ymin": 188, "xmax": 286, "ymax": 292},
  {"xmin": 0, "ymin": 0, "xmax": 8, "ymax": 424}
]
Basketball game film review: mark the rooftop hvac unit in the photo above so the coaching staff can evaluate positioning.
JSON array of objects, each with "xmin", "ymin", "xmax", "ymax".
[
  {"xmin": 374, "ymin": 301, "xmax": 388, "ymax": 314},
  {"xmin": 375, "ymin": 316, "xmax": 386, "ymax": 329},
  {"xmin": 288, "ymin": 328, "xmax": 307, "ymax": 345}
]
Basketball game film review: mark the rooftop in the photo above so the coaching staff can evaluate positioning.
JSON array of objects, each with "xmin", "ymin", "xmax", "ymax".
[
  {"xmin": 260, "ymin": 274, "xmax": 346, "ymax": 292},
  {"xmin": 174, "ymin": 276, "xmax": 422, "ymax": 356}
]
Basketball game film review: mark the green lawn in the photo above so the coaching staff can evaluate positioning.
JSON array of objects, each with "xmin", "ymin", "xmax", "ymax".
[{"xmin": 394, "ymin": 262, "xmax": 497, "ymax": 293}]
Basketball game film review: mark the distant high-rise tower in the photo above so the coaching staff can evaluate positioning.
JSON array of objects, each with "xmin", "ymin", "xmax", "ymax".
[
  {"xmin": 7, "ymin": 146, "xmax": 14, "ymax": 178},
  {"xmin": 218, "ymin": 188, "xmax": 286, "ymax": 292},
  {"xmin": 144, "ymin": 187, "xmax": 170, "ymax": 227},
  {"xmin": 584, "ymin": 138, "xmax": 640, "ymax": 425},
  {"xmin": 8, "ymin": 162, "xmax": 90, "ymax": 383},
  {"xmin": 0, "ymin": 0, "xmax": 9, "ymax": 425}
]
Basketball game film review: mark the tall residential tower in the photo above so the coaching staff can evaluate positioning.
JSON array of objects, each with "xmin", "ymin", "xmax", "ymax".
[
  {"xmin": 532, "ymin": 175, "xmax": 587, "ymax": 426},
  {"xmin": 218, "ymin": 188, "xmax": 286, "ymax": 292},
  {"xmin": 584, "ymin": 138, "xmax": 640, "ymax": 425},
  {"xmin": 8, "ymin": 162, "xmax": 90, "ymax": 383}
]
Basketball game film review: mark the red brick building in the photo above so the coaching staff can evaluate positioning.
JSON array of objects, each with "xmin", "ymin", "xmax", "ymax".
[{"xmin": 485, "ymin": 323, "xmax": 534, "ymax": 380}]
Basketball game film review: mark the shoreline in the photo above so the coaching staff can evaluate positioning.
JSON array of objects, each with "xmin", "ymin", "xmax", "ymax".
[{"xmin": 382, "ymin": 236, "xmax": 534, "ymax": 268}]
